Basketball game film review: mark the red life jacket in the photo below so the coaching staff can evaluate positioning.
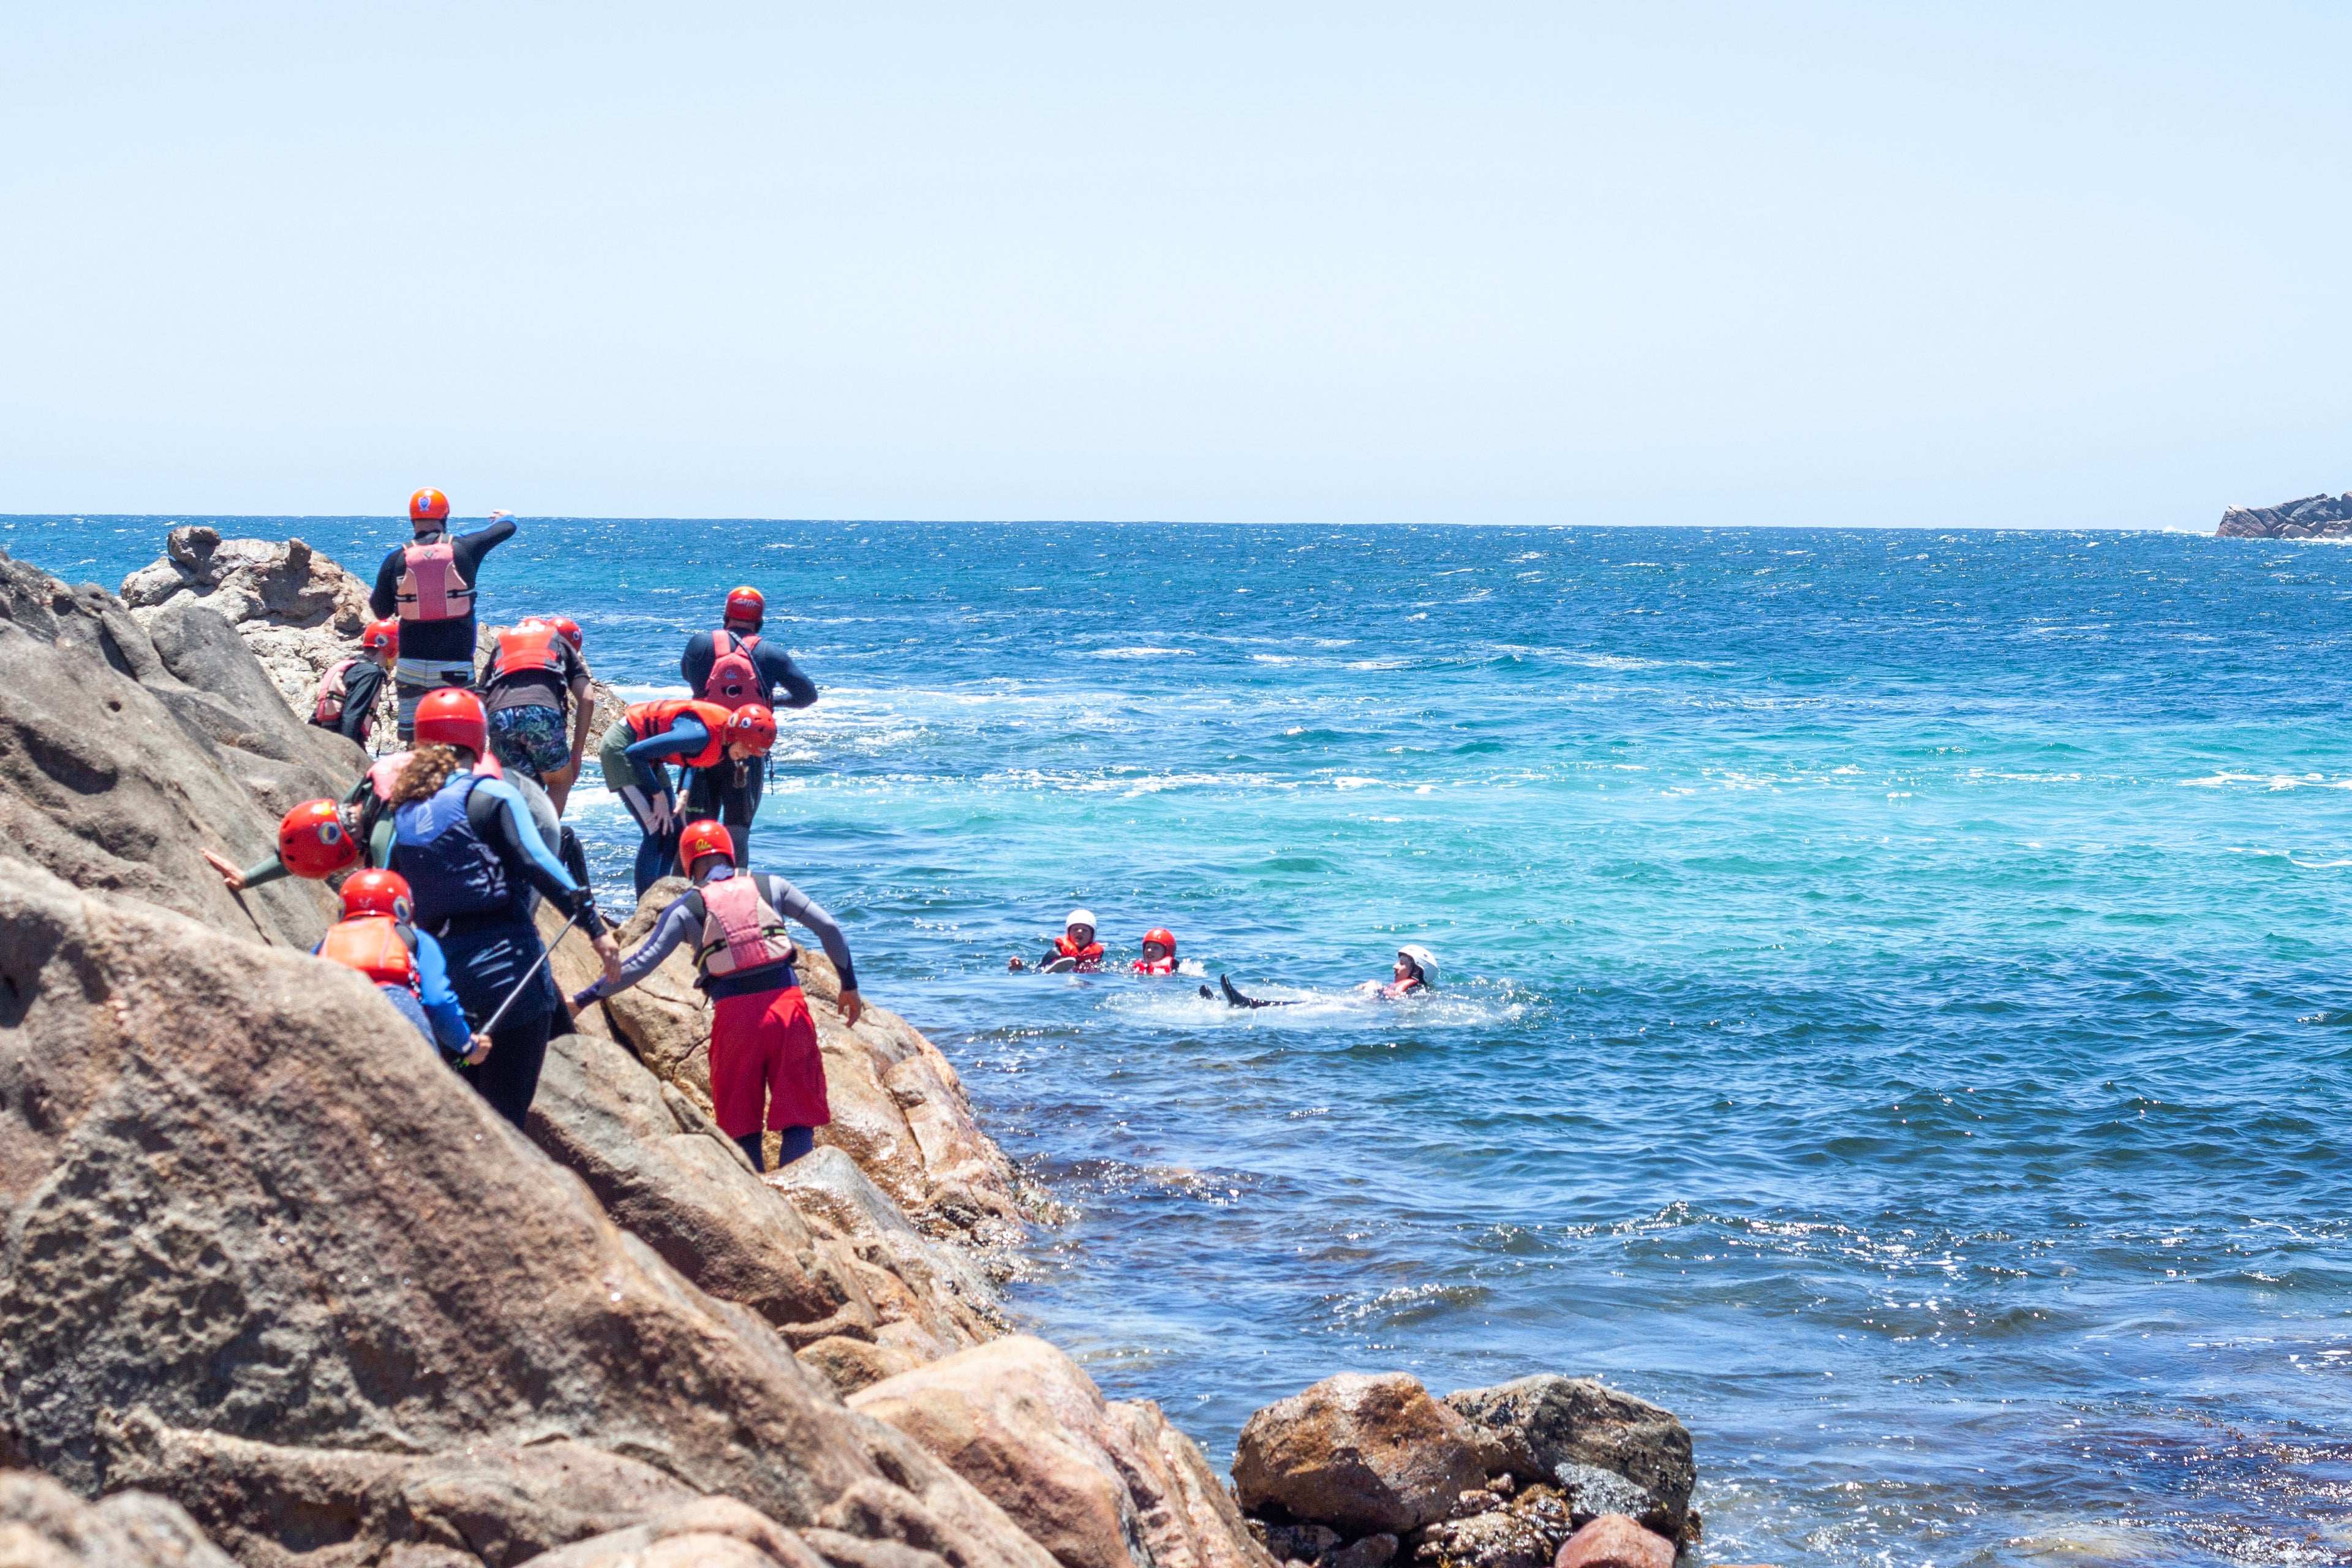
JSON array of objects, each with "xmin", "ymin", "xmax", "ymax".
[
  {"xmin": 320, "ymin": 915, "xmax": 420, "ymax": 993},
  {"xmin": 494, "ymin": 620, "xmax": 565, "ymax": 677},
  {"xmin": 1053, "ymin": 935, "xmax": 1107, "ymax": 965},
  {"xmin": 693, "ymin": 874, "xmax": 797, "ymax": 979},
  {"xmin": 702, "ymin": 630, "xmax": 763, "ymax": 710},
  {"xmin": 1132, "ymin": 957, "xmax": 1177, "ymax": 975},
  {"xmin": 394, "ymin": 538, "xmax": 474, "ymax": 622},
  {"xmin": 312, "ymin": 658, "xmax": 357, "ymax": 725},
  {"xmin": 626, "ymin": 698, "xmax": 735, "ymax": 771}
]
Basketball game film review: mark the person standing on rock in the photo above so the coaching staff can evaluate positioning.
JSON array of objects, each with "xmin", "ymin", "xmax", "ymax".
[
  {"xmin": 570, "ymin": 818, "xmax": 859, "ymax": 1172},
  {"xmin": 387, "ymin": 688, "xmax": 622, "ymax": 1128},
  {"xmin": 597, "ymin": 696, "xmax": 779, "ymax": 896},
  {"xmin": 310, "ymin": 617, "xmax": 399, "ymax": 748},
  {"xmin": 477, "ymin": 616, "xmax": 596, "ymax": 811},
  {"xmin": 678, "ymin": 586, "xmax": 818, "ymax": 869},
  {"xmin": 369, "ymin": 488, "xmax": 517, "ymax": 744}
]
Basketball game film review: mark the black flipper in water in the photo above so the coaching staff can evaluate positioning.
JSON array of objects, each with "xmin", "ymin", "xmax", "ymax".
[{"xmin": 1219, "ymin": 973, "xmax": 1291, "ymax": 1009}]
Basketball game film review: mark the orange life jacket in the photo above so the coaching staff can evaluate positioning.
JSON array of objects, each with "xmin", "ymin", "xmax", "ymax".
[
  {"xmin": 494, "ymin": 620, "xmax": 565, "ymax": 678},
  {"xmin": 312, "ymin": 658, "xmax": 357, "ymax": 725},
  {"xmin": 702, "ymin": 629, "xmax": 763, "ymax": 710},
  {"xmin": 1053, "ymin": 935, "xmax": 1106, "ymax": 965},
  {"xmin": 1132, "ymin": 957, "xmax": 1177, "ymax": 975},
  {"xmin": 320, "ymin": 915, "xmax": 419, "ymax": 992},
  {"xmin": 693, "ymin": 875, "xmax": 797, "ymax": 979},
  {"xmin": 394, "ymin": 538, "xmax": 474, "ymax": 622},
  {"xmin": 625, "ymin": 698, "xmax": 735, "ymax": 770}
]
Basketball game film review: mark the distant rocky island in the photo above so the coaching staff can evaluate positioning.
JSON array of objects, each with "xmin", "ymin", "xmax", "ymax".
[{"xmin": 2215, "ymin": 492, "xmax": 2352, "ymax": 538}]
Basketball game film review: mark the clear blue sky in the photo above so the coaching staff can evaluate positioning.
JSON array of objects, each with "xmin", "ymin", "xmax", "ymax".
[{"xmin": 4, "ymin": 4, "xmax": 2346, "ymax": 527}]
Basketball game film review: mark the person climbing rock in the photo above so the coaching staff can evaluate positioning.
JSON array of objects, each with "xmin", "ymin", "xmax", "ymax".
[
  {"xmin": 570, "ymin": 818, "xmax": 860, "ymax": 1172},
  {"xmin": 477, "ymin": 614, "xmax": 595, "ymax": 810},
  {"xmin": 1008, "ymin": 910, "xmax": 1106, "ymax": 971},
  {"xmin": 314, "ymin": 869, "xmax": 481, "ymax": 1063},
  {"xmin": 678, "ymin": 587, "xmax": 817, "ymax": 867},
  {"xmin": 1133, "ymin": 927, "xmax": 1180, "ymax": 975},
  {"xmin": 386, "ymin": 688, "xmax": 621, "ymax": 1128},
  {"xmin": 597, "ymin": 696, "xmax": 778, "ymax": 895},
  {"xmin": 368, "ymin": 488, "xmax": 517, "ymax": 742},
  {"xmin": 309, "ymin": 618, "xmax": 398, "ymax": 747}
]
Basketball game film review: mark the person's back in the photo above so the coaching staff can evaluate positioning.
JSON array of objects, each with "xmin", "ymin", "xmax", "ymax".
[
  {"xmin": 479, "ymin": 617, "xmax": 592, "ymax": 792},
  {"xmin": 677, "ymin": 586, "xmax": 816, "ymax": 869},
  {"xmin": 368, "ymin": 488, "xmax": 517, "ymax": 741}
]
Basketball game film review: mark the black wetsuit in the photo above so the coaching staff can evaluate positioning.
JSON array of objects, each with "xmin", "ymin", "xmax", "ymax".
[
  {"xmin": 312, "ymin": 660, "xmax": 385, "ymax": 745},
  {"xmin": 678, "ymin": 627, "xmax": 818, "ymax": 867},
  {"xmin": 368, "ymin": 519, "xmax": 518, "ymax": 663}
]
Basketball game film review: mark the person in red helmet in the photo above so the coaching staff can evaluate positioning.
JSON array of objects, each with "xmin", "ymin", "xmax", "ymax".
[
  {"xmin": 388, "ymin": 688, "xmax": 621, "ymax": 1128},
  {"xmin": 571, "ymin": 818, "xmax": 861, "ymax": 1172},
  {"xmin": 1134, "ymin": 929, "xmax": 1180, "ymax": 975},
  {"xmin": 314, "ymin": 869, "xmax": 481, "ymax": 1061},
  {"xmin": 272, "ymin": 797, "xmax": 364, "ymax": 880},
  {"xmin": 477, "ymin": 615, "xmax": 597, "ymax": 814},
  {"xmin": 368, "ymin": 488, "xmax": 518, "ymax": 744},
  {"xmin": 677, "ymin": 586, "xmax": 818, "ymax": 869},
  {"xmin": 309, "ymin": 617, "xmax": 398, "ymax": 747},
  {"xmin": 597, "ymin": 697, "xmax": 778, "ymax": 894}
]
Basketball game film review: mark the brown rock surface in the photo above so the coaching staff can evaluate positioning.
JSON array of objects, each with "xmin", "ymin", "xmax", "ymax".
[
  {"xmin": 1441, "ymin": 1379, "xmax": 1692, "ymax": 1541},
  {"xmin": 1231, "ymin": 1373, "xmax": 1491, "ymax": 1537},
  {"xmin": 0, "ymin": 858, "xmax": 1055, "ymax": 1568},
  {"xmin": 850, "ymin": 1336, "xmax": 1274, "ymax": 1568},
  {"xmin": 0, "ymin": 1470, "xmax": 234, "ymax": 1568},
  {"xmin": 535, "ymin": 1498, "xmax": 831, "ymax": 1568},
  {"xmin": 2215, "ymin": 492, "xmax": 2352, "ymax": 538},
  {"xmin": 119, "ymin": 527, "xmax": 379, "ymax": 719},
  {"xmin": 1548, "ymin": 1517, "xmax": 1671, "ymax": 1568}
]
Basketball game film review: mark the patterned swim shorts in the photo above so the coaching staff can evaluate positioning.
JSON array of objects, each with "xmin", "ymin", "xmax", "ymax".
[{"xmin": 488, "ymin": 704, "xmax": 571, "ymax": 778}]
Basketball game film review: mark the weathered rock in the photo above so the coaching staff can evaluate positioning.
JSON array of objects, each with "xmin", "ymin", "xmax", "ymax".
[
  {"xmin": 1232, "ymin": 1374, "xmax": 1491, "ymax": 1537},
  {"xmin": 0, "ymin": 548, "xmax": 350, "ymax": 948},
  {"xmin": 525, "ymin": 1030, "xmax": 879, "ymax": 1344},
  {"xmin": 1544, "ymin": 1468, "xmax": 1648, "ymax": 1533},
  {"xmin": 1407, "ymin": 1485, "xmax": 1570, "ymax": 1568},
  {"xmin": 1441, "ymin": 1379, "xmax": 1691, "ymax": 1541},
  {"xmin": 0, "ymin": 859, "xmax": 1057, "ymax": 1568},
  {"xmin": 801, "ymin": 1336, "xmax": 923, "ymax": 1397},
  {"xmin": 120, "ymin": 530, "xmax": 379, "ymax": 718},
  {"xmin": 535, "ymin": 1498, "xmax": 829, "ymax": 1568},
  {"xmin": 1259, "ymin": 1524, "xmax": 1340, "ymax": 1564},
  {"xmin": 851, "ymin": 1336, "xmax": 1275, "ymax": 1568},
  {"xmin": 0, "ymin": 1470, "xmax": 235, "ymax": 1568},
  {"xmin": 769, "ymin": 1148, "xmax": 1006, "ymax": 1359},
  {"xmin": 1548, "ymin": 1517, "xmax": 1670, "ymax": 1568},
  {"xmin": 1328, "ymin": 1534, "xmax": 1397, "ymax": 1568},
  {"xmin": 2215, "ymin": 492, "xmax": 2352, "ymax": 538}
]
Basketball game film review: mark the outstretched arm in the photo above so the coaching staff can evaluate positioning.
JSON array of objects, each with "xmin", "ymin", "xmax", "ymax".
[
  {"xmin": 759, "ymin": 872, "xmax": 862, "ymax": 1023},
  {"xmin": 571, "ymin": 895, "xmax": 699, "ymax": 1006}
]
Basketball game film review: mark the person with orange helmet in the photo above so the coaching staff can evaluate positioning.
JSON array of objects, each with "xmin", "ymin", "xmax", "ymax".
[
  {"xmin": 1134, "ymin": 929, "xmax": 1180, "ymax": 976},
  {"xmin": 309, "ymin": 617, "xmax": 399, "ymax": 747},
  {"xmin": 596, "ymin": 696, "xmax": 779, "ymax": 894},
  {"xmin": 478, "ymin": 615, "xmax": 597, "ymax": 813},
  {"xmin": 368, "ymin": 489, "xmax": 519, "ymax": 744},
  {"xmin": 385, "ymin": 688, "xmax": 621, "ymax": 1128},
  {"xmin": 677, "ymin": 586, "xmax": 818, "ymax": 872},
  {"xmin": 571, "ymin": 818, "xmax": 861, "ymax": 1172},
  {"xmin": 312, "ymin": 869, "xmax": 480, "ymax": 1061}
]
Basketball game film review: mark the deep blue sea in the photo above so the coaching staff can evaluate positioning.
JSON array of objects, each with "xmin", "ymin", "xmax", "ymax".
[{"xmin": 12, "ymin": 515, "xmax": 2351, "ymax": 1567}]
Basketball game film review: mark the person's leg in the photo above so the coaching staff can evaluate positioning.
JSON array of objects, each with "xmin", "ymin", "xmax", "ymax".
[
  {"xmin": 378, "ymin": 984, "xmax": 437, "ymax": 1050},
  {"xmin": 707, "ymin": 993, "xmax": 770, "ymax": 1155},
  {"xmin": 734, "ymin": 1133, "xmax": 766, "ymax": 1172},
  {"xmin": 632, "ymin": 813, "xmax": 677, "ymax": 895},
  {"xmin": 774, "ymin": 1126, "xmax": 816, "ymax": 1166},
  {"xmin": 761, "ymin": 986, "xmax": 831, "ymax": 1144},
  {"xmin": 723, "ymin": 763, "xmax": 762, "ymax": 868},
  {"xmin": 470, "ymin": 1011, "xmax": 554, "ymax": 1128}
]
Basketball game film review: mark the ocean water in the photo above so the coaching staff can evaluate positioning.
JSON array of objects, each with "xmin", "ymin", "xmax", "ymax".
[{"xmin": 12, "ymin": 514, "xmax": 2352, "ymax": 1567}]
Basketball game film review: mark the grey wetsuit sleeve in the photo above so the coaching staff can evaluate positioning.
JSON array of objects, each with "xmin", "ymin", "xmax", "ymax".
[
  {"xmin": 575, "ymin": 894, "xmax": 699, "ymax": 1003},
  {"xmin": 758, "ymin": 872, "xmax": 856, "ymax": 991}
]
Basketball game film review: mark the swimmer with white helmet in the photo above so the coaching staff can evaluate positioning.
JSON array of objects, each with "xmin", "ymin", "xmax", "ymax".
[
  {"xmin": 1209, "ymin": 944, "xmax": 1439, "ymax": 1007},
  {"xmin": 1009, "ymin": 909, "xmax": 1107, "ymax": 972}
]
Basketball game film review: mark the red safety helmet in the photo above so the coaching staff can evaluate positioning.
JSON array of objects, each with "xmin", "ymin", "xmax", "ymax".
[
  {"xmin": 277, "ymin": 799, "xmax": 360, "ymax": 880},
  {"xmin": 361, "ymin": 617, "xmax": 399, "ymax": 654},
  {"xmin": 409, "ymin": 488, "xmax": 451, "ymax": 523},
  {"xmin": 723, "ymin": 586, "xmax": 764, "ymax": 625},
  {"xmin": 413, "ymin": 687, "xmax": 488, "ymax": 758},
  {"xmin": 722, "ymin": 703, "xmax": 777, "ymax": 752},
  {"xmin": 1142, "ymin": 927, "xmax": 1177, "ymax": 957},
  {"xmin": 550, "ymin": 616, "xmax": 583, "ymax": 650},
  {"xmin": 677, "ymin": 818, "xmax": 736, "ymax": 874},
  {"xmin": 339, "ymin": 869, "xmax": 413, "ymax": 922}
]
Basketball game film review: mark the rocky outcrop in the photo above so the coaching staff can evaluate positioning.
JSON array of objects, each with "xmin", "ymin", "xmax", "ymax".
[
  {"xmin": 1233, "ymin": 1374, "xmax": 1492, "ymax": 1537},
  {"xmin": 849, "ymin": 1336, "xmax": 1275, "ymax": 1568},
  {"xmin": 0, "ymin": 547, "xmax": 353, "ymax": 949},
  {"xmin": 1442, "ymin": 1379, "xmax": 1692, "ymax": 1542},
  {"xmin": 2215, "ymin": 492, "xmax": 2352, "ymax": 538},
  {"xmin": 120, "ymin": 527, "xmax": 378, "ymax": 719},
  {"xmin": 0, "ymin": 857, "xmax": 1058, "ymax": 1568},
  {"xmin": 0, "ymin": 1470, "xmax": 234, "ymax": 1568},
  {"xmin": 1549, "ymin": 1517, "xmax": 1673, "ymax": 1568},
  {"xmin": 535, "ymin": 1498, "xmax": 831, "ymax": 1568}
]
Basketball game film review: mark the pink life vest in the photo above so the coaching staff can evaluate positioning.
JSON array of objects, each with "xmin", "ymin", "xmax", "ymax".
[
  {"xmin": 702, "ymin": 629, "xmax": 764, "ymax": 710},
  {"xmin": 693, "ymin": 874, "xmax": 796, "ymax": 979},
  {"xmin": 313, "ymin": 657, "xmax": 357, "ymax": 725},
  {"xmin": 395, "ymin": 538, "xmax": 474, "ymax": 622},
  {"xmin": 366, "ymin": 751, "xmax": 413, "ymax": 802}
]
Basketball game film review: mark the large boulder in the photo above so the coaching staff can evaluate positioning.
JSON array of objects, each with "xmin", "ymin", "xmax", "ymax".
[
  {"xmin": 0, "ymin": 859, "xmax": 1057, "ymax": 1568},
  {"xmin": 1441, "ymin": 1380, "xmax": 1692, "ymax": 1542},
  {"xmin": 1231, "ymin": 1374, "xmax": 1491, "ymax": 1537},
  {"xmin": 535, "ymin": 1498, "xmax": 831, "ymax": 1568},
  {"xmin": 850, "ymin": 1336, "xmax": 1274, "ymax": 1568},
  {"xmin": 0, "ymin": 548, "xmax": 352, "ymax": 949},
  {"xmin": 769, "ymin": 1148, "xmax": 1007, "ymax": 1360},
  {"xmin": 121, "ymin": 529, "xmax": 378, "ymax": 718},
  {"xmin": 2215, "ymin": 491, "xmax": 2352, "ymax": 538},
  {"xmin": 0, "ymin": 1469, "xmax": 233, "ymax": 1568}
]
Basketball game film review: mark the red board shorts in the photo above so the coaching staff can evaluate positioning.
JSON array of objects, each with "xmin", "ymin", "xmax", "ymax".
[{"xmin": 708, "ymin": 984, "xmax": 831, "ymax": 1139}]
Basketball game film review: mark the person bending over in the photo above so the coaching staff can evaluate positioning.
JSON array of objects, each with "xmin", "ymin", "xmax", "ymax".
[
  {"xmin": 478, "ymin": 615, "xmax": 595, "ymax": 811},
  {"xmin": 572, "ymin": 819, "xmax": 861, "ymax": 1172},
  {"xmin": 314, "ymin": 869, "xmax": 484, "ymax": 1064},
  {"xmin": 596, "ymin": 697, "xmax": 778, "ymax": 895},
  {"xmin": 310, "ymin": 618, "xmax": 398, "ymax": 748},
  {"xmin": 679, "ymin": 586, "xmax": 817, "ymax": 867}
]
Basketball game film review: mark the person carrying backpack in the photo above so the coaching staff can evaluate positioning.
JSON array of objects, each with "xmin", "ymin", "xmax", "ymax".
[
  {"xmin": 478, "ymin": 615, "xmax": 596, "ymax": 811},
  {"xmin": 368, "ymin": 488, "xmax": 518, "ymax": 742},
  {"xmin": 310, "ymin": 618, "xmax": 399, "ymax": 747},
  {"xmin": 570, "ymin": 818, "xmax": 860, "ymax": 1172},
  {"xmin": 596, "ymin": 697, "xmax": 780, "ymax": 894},
  {"xmin": 677, "ymin": 586, "xmax": 817, "ymax": 868}
]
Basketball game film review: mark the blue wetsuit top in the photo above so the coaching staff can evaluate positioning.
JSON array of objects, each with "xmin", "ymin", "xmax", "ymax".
[
  {"xmin": 625, "ymin": 717, "xmax": 715, "ymax": 794},
  {"xmin": 392, "ymin": 771, "xmax": 608, "ymax": 936},
  {"xmin": 312, "ymin": 925, "xmax": 472, "ymax": 1055},
  {"xmin": 680, "ymin": 630, "xmax": 817, "ymax": 710}
]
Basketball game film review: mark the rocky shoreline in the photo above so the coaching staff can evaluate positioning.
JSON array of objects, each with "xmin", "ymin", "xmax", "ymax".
[
  {"xmin": 0, "ymin": 534, "xmax": 1727, "ymax": 1568},
  {"xmin": 2214, "ymin": 491, "xmax": 2352, "ymax": 538}
]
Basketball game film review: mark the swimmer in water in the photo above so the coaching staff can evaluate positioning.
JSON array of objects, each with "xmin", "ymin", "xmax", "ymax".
[
  {"xmin": 1009, "ymin": 910, "xmax": 1107, "ymax": 971},
  {"xmin": 1208, "ymin": 944, "xmax": 1438, "ymax": 1007}
]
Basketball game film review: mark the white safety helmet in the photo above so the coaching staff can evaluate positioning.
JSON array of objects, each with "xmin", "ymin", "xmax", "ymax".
[
  {"xmin": 1397, "ymin": 944, "xmax": 1439, "ymax": 983},
  {"xmin": 1066, "ymin": 908, "xmax": 1098, "ymax": 932}
]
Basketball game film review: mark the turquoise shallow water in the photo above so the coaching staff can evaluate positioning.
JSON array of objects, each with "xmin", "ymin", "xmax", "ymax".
[{"xmin": 13, "ymin": 516, "xmax": 2352, "ymax": 1566}]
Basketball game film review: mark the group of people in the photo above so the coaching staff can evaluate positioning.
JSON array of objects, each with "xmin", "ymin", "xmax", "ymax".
[
  {"xmin": 1008, "ymin": 910, "xmax": 1439, "ymax": 1004},
  {"xmin": 207, "ymin": 489, "xmax": 846, "ymax": 1173}
]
